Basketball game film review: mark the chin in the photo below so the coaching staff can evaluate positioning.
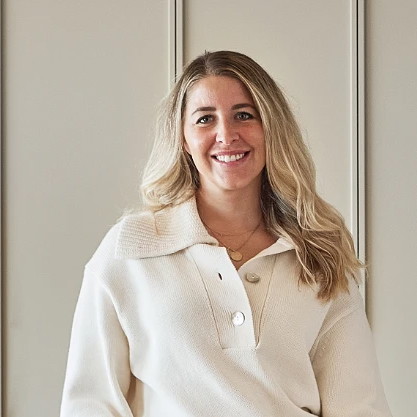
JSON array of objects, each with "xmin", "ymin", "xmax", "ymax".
[
  {"xmin": 200, "ymin": 173, "xmax": 262, "ymax": 195},
  {"xmin": 218, "ymin": 179, "xmax": 261, "ymax": 193}
]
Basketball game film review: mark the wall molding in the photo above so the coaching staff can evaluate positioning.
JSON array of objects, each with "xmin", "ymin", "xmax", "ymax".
[
  {"xmin": 350, "ymin": 0, "xmax": 366, "ymax": 298},
  {"xmin": 1, "ymin": 0, "xmax": 3, "ymax": 412},
  {"xmin": 169, "ymin": 0, "xmax": 183, "ymax": 87}
]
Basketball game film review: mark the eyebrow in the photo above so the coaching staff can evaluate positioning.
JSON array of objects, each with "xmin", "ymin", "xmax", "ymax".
[
  {"xmin": 191, "ymin": 106, "xmax": 215, "ymax": 115},
  {"xmin": 191, "ymin": 103, "xmax": 256, "ymax": 115}
]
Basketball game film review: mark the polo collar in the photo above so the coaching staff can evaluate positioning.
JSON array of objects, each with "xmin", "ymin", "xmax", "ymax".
[{"xmin": 115, "ymin": 196, "xmax": 294, "ymax": 259}]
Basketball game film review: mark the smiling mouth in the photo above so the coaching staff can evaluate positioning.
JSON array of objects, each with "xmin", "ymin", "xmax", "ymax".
[{"xmin": 213, "ymin": 152, "xmax": 248, "ymax": 163}]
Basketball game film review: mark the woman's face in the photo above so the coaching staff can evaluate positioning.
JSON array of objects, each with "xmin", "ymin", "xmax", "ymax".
[{"xmin": 183, "ymin": 75, "xmax": 266, "ymax": 196}]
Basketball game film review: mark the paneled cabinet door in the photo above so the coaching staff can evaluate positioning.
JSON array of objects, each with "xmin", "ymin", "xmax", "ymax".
[
  {"xmin": 181, "ymin": 0, "xmax": 363, "ymax": 246},
  {"xmin": 3, "ymin": 1, "xmax": 168, "ymax": 416}
]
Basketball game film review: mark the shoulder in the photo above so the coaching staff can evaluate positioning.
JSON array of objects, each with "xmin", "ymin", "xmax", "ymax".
[
  {"xmin": 80, "ymin": 211, "xmax": 157, "ymax": 294},
  {"xmin": 114, "ymin": 210, "xmax": 158, "ymax": 258},
  {"xmin": 84, "ymin": 210, "xmax": 156, "ymax": 273},
  {"xmin": 85, "ymin": 197, "xmax": 216, "ymax": 274},
  {"xmin": 315, "ymin": 278, "xmax": 364, "ymax": 338},
  {"xmin": 115, "ymin": 198, "xmax": 217, "ymax": 259},
  {"xmin": 331, "ymin": 278, "xmax": 364, "ymax": 316}
]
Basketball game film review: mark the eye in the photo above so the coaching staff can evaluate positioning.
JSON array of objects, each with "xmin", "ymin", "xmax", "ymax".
[
  {"xmin": 196, "ymin": 115, "xmax": 213, "ymax": 124},
  {"xmin": 235, "ymin": 111, "xmax": 254, "ymax": 121}
]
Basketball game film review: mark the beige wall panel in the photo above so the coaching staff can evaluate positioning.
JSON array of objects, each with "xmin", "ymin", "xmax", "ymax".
[
  {"xmin": 184, "ymin": 0, "xmax": 354, "ymax": 228},
  {"xmin": 366, "ymin": 1, "xmax": 417, "ymax": 415},
  {"xmin": 3, "ymin": 1, "xmax": 168, "ymax": 415}
]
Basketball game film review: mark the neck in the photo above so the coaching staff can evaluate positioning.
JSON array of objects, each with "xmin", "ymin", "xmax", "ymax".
[{"xmin": 196, "ymin": 187, "xmax": 263, "ymax": 233}]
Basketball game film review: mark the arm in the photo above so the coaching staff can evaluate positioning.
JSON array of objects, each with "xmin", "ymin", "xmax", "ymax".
[
  {"xmin": 311, "ymin": 287, "xmax": 392, "ymax": 417},
  {"xmin": 60, "ymin": 266, "xmax": 138, "ymax": 417}
]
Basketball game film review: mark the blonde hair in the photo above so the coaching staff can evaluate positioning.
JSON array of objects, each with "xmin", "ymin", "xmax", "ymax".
[{"xmin": 142, "ymin": 50, "xmax": 363, "ymax": 300}]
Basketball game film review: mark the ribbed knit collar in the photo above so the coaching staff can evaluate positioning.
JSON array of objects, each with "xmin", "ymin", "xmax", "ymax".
[{"xmin": 115, "ymin": 196, "xmax": 293, "ymax": 260}]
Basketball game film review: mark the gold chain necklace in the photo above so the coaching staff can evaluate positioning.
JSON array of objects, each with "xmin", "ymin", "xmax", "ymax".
[
  {"xmin": 203, "ymin": 224, "xmax": 255, "ymax": 237},
  {"xmin": 204, "ymin": 220, "xmax": 262, "ymax": 262}
]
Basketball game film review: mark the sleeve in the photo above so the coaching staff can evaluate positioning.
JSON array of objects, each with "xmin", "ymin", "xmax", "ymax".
[
  {"xmin": 60, "ymin": 266, "xmax": 138, "ymax": 417},
  {"xmin": 311, "ymin": 286, "xmax": 392, "ymax": 417}
]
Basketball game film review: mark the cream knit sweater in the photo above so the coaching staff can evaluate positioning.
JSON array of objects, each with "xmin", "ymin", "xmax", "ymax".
[{"xmin": 60, "ymin": 197, "xmax": 392, "ymax": 417}]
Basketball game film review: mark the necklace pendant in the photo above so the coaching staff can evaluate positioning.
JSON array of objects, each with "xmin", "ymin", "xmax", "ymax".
[{"xmin": 227, "ymin": 248, "xmax": 243, "ymax": 262}]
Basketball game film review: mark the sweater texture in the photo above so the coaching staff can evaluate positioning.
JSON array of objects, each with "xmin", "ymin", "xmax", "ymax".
[{"xmin": 60, "ymin": 197, "xmax": 392, "ymax": 417}]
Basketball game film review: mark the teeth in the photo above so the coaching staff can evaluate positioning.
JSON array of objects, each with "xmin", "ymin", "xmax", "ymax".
[{"xmin": 215, "ymin": 153, "xmax": 245, "ymax": 162}]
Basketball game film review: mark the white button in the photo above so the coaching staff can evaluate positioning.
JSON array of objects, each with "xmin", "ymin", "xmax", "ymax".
[
  {"xmin": 231, "ymin": 311, "xmax": 245, "ymax": 326},
  {"xmin": 246, "ymin": 272, "xmax": 260, "ymax": 283}
]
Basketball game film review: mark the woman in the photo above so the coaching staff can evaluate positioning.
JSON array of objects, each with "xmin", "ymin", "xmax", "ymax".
[{"xmin": 61, "ymin": 51, "xmax": 392, "ymax": 416}]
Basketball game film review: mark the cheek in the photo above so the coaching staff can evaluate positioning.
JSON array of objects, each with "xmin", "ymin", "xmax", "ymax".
[
  {"xmin": 184, "ymin": 133, "xmax": 208, "ymax": 157},
  {"xmin": 183, "ymin": 124, "xmax": 200, "ymax": 155},
  {"xmin": 183, "ymin": 139, "xmax": 191, "ymax": 154},
  {"xmin": 183, "ymin": 126, "xmax": 193, "ymax": 154}
]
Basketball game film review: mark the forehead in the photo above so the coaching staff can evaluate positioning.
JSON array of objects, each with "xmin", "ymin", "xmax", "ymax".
[{"xmin": 185, "ymin": 75, "xmax": 254, "ymax": 108}]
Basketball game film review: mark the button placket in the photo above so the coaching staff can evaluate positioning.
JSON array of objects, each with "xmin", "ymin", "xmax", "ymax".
[
  {"xmin": 237, "ymin": 256, "xmax": 277, "ymax": 346},
  {"xmin": 187, "ymin": 245, "xmax": 256, "ymax": 349}
]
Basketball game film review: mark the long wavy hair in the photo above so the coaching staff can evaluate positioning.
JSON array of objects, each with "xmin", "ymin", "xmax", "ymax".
[{"xmin": 141, "ymin": 50, "xmax": 363, "ymax": 300}]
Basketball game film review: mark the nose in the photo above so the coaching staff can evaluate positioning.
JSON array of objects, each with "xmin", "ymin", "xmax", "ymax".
[{"xmin": 216, "ymin": 119, "xmax": 238, "ymax": 145}]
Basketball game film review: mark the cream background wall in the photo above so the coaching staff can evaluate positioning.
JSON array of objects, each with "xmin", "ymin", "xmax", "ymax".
[
  {"xmin": 366, "ymin": 1, "xmax": 417, "ymax": 416},
  {"xmin": 1, "ymin": 1, "xmax": 415, "ymax": 416},
  {"xmin": 3, "ymin": 1, "xmax": 169, "ymax": 415}
]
